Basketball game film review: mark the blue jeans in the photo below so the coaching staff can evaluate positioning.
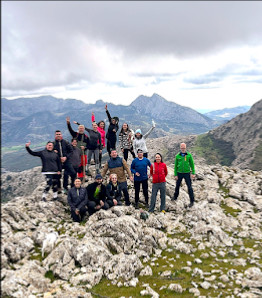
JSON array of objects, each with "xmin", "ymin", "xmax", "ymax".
[{"xmin": 149, "ymin": 182, "xmax": 166, "ymax": 212}]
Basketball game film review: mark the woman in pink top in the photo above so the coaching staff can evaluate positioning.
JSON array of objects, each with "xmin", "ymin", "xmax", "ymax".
[{"xmin": 92, "ymin": 112, "xmax": 106, "ymax": 169}]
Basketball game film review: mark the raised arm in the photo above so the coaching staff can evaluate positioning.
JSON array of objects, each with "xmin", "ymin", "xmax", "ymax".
[
  {"xmin": 144, "ymin": 126, "xmax": 155, "ymax": 139},
  {"xmin": 25, "ymin": 142, "xmax": 42, "ymax": 157},
  {"xmin": 105, "ymin": 105, "xmax": 112, "ymax": 122},
  {"xmin": 91, "ymin": 112, "xmax": 95, "ymax": 123},
  {"xmin": 66, "ymin": 117, "xmax": 77, "ymax": 138}
]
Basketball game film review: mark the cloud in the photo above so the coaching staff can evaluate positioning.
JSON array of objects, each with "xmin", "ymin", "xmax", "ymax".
[{"xmin": 2, "ymin": 1, "xmax": 262, "ymax": 109}]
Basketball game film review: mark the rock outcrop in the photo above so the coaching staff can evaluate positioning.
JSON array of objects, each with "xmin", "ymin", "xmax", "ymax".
[{"xmin": 1, "ymin": 158, "xmax": 262, "ymax": 297}]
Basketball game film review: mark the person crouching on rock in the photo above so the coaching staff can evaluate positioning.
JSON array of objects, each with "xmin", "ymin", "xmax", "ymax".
[
  {"xmin": 106, "ymin": 174, "xmax": 122, "ymax": 208},
  {"xmin": 86, "ymin": 174, "xmax": 109, "ymax": 215},
  {"xmin": 25, "ymin": 141, "xmax": 62, "ymax": 201},
  {"xmin": 149, "ymin": 153, "xmax": 168, "ymax": 213},
  {"xmin": 67, "ymin": 178, "xmax": 88, "ymax": 222}
]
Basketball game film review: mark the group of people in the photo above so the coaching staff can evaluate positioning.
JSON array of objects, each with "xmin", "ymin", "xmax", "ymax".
[{"xmin": 25, "ymin": 105, "xmax": 196, "ymax": 222}]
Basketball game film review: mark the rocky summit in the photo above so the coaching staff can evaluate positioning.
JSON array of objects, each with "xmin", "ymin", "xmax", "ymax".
[{"xmin": 1, "ymin": 153, "xmax": 262, "ymax": 297}]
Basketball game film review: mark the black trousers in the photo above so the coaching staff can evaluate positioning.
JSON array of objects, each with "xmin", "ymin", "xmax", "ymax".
[
  {"xmin": 107, "ymin": 138, "xmax": 116, "ymax": 156},
  {"xmin": 64, "ymin": 164, "xmax": 77, "ymax": 189},
  {"xmin": 107, "ymin": 199, "xmax": 122, "ymax": 208},
  {"xmin": 86, "ymin": 200, "xmax": 109, "ymax": 216},
  {"xmin": 44, "ymin": 174, "xmax": 59, "ymax": 194},
  {"xmin": 71, "ymin": 206, "xmax": 87, "ymax": 222},
  {"xmin": 123, "ymin": 148, "xmax": 136, "ymax": 161},
  {"xmin": 174, "ymin": 172, "xmax": 194, "ymax": 203},
  {"xmin": 134, "ymin": 179, "xmax": 149, "ymax": 204}
]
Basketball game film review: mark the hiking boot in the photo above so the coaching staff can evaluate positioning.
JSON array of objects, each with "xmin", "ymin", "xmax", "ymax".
[
  {"xmin": 125, "ymin": 201, "xmax": 131, "ymax": 206},
  {"xmin": 41, "ymin": 197, "xmax": 47, "ymax": 202},
  {"xmin": 57, "ymin": 188, "xmax": 62, "ymax": 194},
  {"xmin": 96, "ymin": 169, "xmax": 100, "ymax": 175},
  {"xmin": 63, "ymin": 188, "xmax": 68, "ymax": 195},
  {"xmin": 188, "ymin": 202, "xmax": 194, "ymax": 208},
  {"xmin": 135, "ymin": 203, "xmax": 139, "ymax": 209},
  {"xmin": 161, "ymin": 210, "xmax": 166, "ymax": 214},
  {"xmin": 145, "ymin": 202, "xmax": 149, "ymax": 208},
  {"xmin": 171, "ymin": 195, "xmax": 177, "ymax": 201}
]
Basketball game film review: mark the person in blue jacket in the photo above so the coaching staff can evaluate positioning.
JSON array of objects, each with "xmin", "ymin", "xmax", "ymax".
[{"xmin": 131, "ymin": 149, "xmax": 151, "ymax": 209}]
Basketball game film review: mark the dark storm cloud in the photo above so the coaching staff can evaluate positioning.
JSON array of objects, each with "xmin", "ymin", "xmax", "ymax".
[{"xmin": 2, "ymin": 1, "xmax": 262, "ymax": 96}]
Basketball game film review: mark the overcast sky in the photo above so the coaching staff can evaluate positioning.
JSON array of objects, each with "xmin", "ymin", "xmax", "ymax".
[{"xmin": 2, "ymin": 1, "xmax": 262, "ymax": 111}]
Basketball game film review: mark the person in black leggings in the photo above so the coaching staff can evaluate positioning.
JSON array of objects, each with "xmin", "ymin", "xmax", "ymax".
[{"xmin": 105, "ymin": 104, "xmax": 119, "ymax": 156}]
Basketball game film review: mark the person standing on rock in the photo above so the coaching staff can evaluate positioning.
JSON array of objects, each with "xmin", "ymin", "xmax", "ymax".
[
  {"xmin": 66, "ymin": 116, "xmax": 89, "ymax": 180},
  {"xmin": 133, "ymin": 120, "xmax": 156, "ymax": 158},
  {"xmin": 149, "ymin": 153, "xmax": 168, "ymax": 213},
  {"xmin": 25, "ymin": 141, "xmax": 62, "ymax": 201},
  {"xmin": 105, "ymin": 104, "xmax": 119, "ymax": 156},
  {"xmin": 131, "ymin": 149, "xmax": 151, "ymax": 209},
  {"xmin": 86, "ymin": 174, "xmax": 109, "ymax": 215},
  {"xmin": 91, "ymin": 112, "xmax": 106, "ymax": 169},
  {"xmin": 73, "ymin": 120, "xmax": 102, "ymax": 175},
  {"xmin": 101, "ymin": 149, "xmax": 133, "ymax": 206},
  {"xmin": 172, "ymin": 143, "xmax": 196, "ymax": 207},
  {"xmin": 106, "ymin": 174, "xmax": 122, "ymax": 208},
  {"xmin": 67, "ymin": 178, "xmax": 88, "ymax": 222},
  {"xmin": 119, "ymin": 123, "xmax": 136, "ymax": 161},
  {"xmin": 65, "ymin": 138, "xmax": 82, "ymax": 188},
  {"xmin": 53, "ymin": 130, "xmax": 73, "ymax": 194}
]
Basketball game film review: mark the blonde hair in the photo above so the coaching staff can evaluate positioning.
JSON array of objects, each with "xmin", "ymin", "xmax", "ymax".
[{"xmin": 109, "ymin": 173, "xmax": 117, "ymax": 181}]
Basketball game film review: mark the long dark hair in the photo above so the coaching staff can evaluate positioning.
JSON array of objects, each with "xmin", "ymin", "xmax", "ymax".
[
  {"xmin": 154, "ymin": 152, "xmax": 163, "ymax": 163},
  {"xmin": 97, "ymin": 120, "xmax": 106, "ymax": 130},
  {"xmin": 120, "ymin": 123, "xmax": 130, "ymax": 135}
]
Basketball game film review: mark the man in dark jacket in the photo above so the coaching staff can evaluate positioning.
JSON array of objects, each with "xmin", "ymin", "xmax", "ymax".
[
  {"xmin": 64, "ymin": 138, "xmax": 82, "ymax": 190},
  {"xmin": 86, "ymin": 174, "xmax": 109, "ymax": 215},
  {"xmin": 67, "ymin": 178, "xmax": 88, "ymax": 222},
  {"xmin": 66, "ymin": 116, "xmax": 89, "ymax": 180},
  {"xmin": 53, "ymin": 130, "xmax": 73, "ymax": 193},
  {"xmin": 25, "ymin": 141, "xmax": 62, "ymax": 201}
]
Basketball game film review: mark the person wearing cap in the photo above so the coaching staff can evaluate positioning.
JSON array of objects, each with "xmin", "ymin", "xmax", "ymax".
[
  {"xmin": 67, "ymin": 178, "xmax": 88, "ymax": 222},
  {"xmin": 172, "ymin": 143, "xmax": 196, "ymax": 208},
  {"xmin": 25, "ymin": 141, "xmax": 62, "ymax": 201},
  {"xmin": 101, "ymin": 149, "xmax": 133, "ymax": 206},
  {"xmin": 131, "ymin": 149, "xmax": 151, "ymax": 209},
  {"xmin": 86, "ymin": 174, "xmax": 109, "ymax": 215},
  {"xmin": 133, "ymin": 120, "xmax": 156, "ymax": 158},
  {"xmin": 105, "ymin": 104, "xmax": 119, "ymax": 156}
]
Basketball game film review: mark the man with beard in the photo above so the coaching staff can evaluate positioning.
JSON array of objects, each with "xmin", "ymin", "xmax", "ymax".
[
  {"xmin": 102, "ymin": 149, "xmax": 133, "ymax": 206},
  {"xmin": 86, "ymin": 174, "xmax": 109, "ymax": 215}
]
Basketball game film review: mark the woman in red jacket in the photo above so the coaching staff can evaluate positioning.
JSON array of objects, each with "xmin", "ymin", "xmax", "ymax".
[{"xmin": 149, "ymin": 153, "xmax": 168, "ymax": 213}]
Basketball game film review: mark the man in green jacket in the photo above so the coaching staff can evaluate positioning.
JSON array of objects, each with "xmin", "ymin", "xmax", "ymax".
[{"xmin": 172, "ymin": 143, "xmax": 196, "ymax": 207}]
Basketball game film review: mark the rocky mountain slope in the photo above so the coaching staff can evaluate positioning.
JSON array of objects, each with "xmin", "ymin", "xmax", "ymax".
[
  {"xmin": 204, "ymin": 106, "xmax": 251, "ymax": 121},
  {"xmin": 1, "ymin": 149, "xmax": 262, "ymax": 297},
  {"xmin": 193, "ymin": 99, "xmax": 262, "ymax": 171}
]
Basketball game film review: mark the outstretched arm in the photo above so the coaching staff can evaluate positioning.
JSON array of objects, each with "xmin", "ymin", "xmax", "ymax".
[{"xmin": 144, "ymin": 126, "xmax": 155, "ymax": 139}]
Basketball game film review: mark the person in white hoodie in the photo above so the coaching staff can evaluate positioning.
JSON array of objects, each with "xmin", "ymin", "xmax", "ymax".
[{"xmin": 133, "ymin": 120, "xmax": 156, "ymax": 158}]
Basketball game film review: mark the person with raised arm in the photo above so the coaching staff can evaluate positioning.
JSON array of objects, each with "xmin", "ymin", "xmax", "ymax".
[
  {"xmin": 73, "ymin": 120, "xmax": 102, "ymax": 175},
  {"xmin": 91, "ymin": 112, "xmax": 106, "ymax": 169},
  {"xmin": 105, "ymin": 104, "xmax": 119, "ymax": 156},
  {"xmin": 66, "ymin": 116, "xmax": 89, "ymax": 180},
  {"xmin": 133, "ymin": 120, "xmax": 156, "ymax": 158},
  {"xmin": 25, "ymin": 141, "xmax": 62, "ymax": 201}
]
